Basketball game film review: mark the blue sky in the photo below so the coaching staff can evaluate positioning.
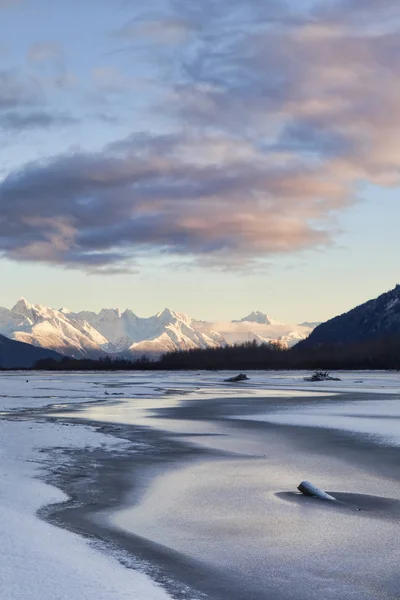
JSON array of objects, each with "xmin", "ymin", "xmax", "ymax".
[{"xmin": 0, "ymin": 0, "xmax": 399, "ymax": 322}]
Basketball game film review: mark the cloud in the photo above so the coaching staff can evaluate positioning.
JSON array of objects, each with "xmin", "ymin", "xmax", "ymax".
[
  {"xmin": 0, "ymin": 110, "xmax": 78, "ymax": 131},
  {"xmin": 0, "ymin": 69, "xmax": 42, "ymax": 109},
  {"xmin": 320, "ymin": 0, "xmax": 400, "ymax": 24},
  {"xmin": 0, "ymin": 70, "xmax": 77, "ymax": 132},
  {"xmin": 0, "ymin": 60, "xmax": 79, "ymax": 133},
  {"xmin": 174, "ymin": 0, "xmax": 400, "ymax": 185},
  {"xmin": 0, "ymin": 132, "xmax": 344, "ymax": 272},
  {"xmin": 26, "ymin": 41, "xmax": 74, "ymax": 91},
  {"xmin": 114, "ymin": 17, "xmax": 190, "ymax": 44},
  {"xmin": 1, "ymin": 0, "xmax": 400, "ymax": 272}
]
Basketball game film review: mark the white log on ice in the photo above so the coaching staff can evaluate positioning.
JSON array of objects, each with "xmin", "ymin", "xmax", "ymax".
[{"xmin": 297, "ymin": 480, "xmax": 336, "ymax": 501}]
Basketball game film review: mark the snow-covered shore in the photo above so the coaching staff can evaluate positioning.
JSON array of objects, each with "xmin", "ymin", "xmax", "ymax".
[{"xmin": 0, "ymin": 373, "xmax": 173, "ymax": 600}]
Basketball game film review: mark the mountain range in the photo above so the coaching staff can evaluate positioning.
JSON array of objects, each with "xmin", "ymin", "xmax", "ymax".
[
  {"xmin": 2, "ymin": 285, "xmax": 400, "ymax": 368},
  {"xmin": 0, "ymin": 298, "xmax": 315, "ymax": 359}
]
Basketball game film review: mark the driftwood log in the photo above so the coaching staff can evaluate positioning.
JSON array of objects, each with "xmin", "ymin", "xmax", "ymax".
[
  {"xmin": 297, "ymin": 480, "xmax": 336, "ymax": 501},
  {"xmin": 224, "ymin": 373, "xmax": 249, "ymax": 382},
  {"xmin": 304, "ymin": 371, "xmax": 341, "ymax": 382}
]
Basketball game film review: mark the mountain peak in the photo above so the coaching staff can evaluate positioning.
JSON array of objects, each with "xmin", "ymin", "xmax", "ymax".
[
  {"xmin": 234, "ymin": 311, "xmax": 275, "ymax": 325},
  {"xmin": 11, "ymin": 297, "xmax": 33, "ymax": 314},
  {"xmin": 157, "ymin": 307, "xmax": 173, "ymax": 316},
  {"xmin": 156, "ymin": 308, "xmax": 176, "ymax": 322},
  {"xmin": 155, "ymin": 308, "xmax": 192, "ymax": 326},
  {"xmin": 98, "ymin": 308, "xmax": 121, "ymax": 319},
  {"xmin": 59, "ymin": 307, "xmax": 72, "ymax": 314}
]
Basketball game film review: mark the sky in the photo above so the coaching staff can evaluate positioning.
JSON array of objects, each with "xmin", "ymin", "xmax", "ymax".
[{"xmin": 0, "ymin": 0, "xmax": 399, "ymax": 322}]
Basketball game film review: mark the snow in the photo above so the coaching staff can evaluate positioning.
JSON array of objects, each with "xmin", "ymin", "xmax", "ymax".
[
  {"xmin": 1, "ymin": 300, "xmax": 108, "ymax": 356},
  {"xmin": 0, "ymin": 371, "xmax": 169, "ymax": 414},
  {"xmin": 232, "ymin": 310, "xmax": 279, "ymax": 325},
  {"xmin": 0, "ymin": 301, "xmax": 225, "ymax": 355},
  {"xmin": 386, "ymin": 297, "xmax": 399, "ymax": 311},
  {"xmin": 0, "ymin": 373, "xmax": 174, "ymax": 600},
  {"xmin": 0, "ymin": 299, "xmax": 315, "ymax": 357},
  {"xmin": 193, "ymin": 319, "xmax": 312, "ymax": 347}
]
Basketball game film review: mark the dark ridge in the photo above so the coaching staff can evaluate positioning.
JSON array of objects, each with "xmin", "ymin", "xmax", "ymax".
[
  {"xmin": 0, "ymin": 334, "xmax": 63, "ymax": 369},
  {"xmin": 300, "ymin": 285, "xmax": 400, "ymax": 347}
]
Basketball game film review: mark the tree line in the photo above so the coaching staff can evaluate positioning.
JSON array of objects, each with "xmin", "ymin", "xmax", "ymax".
[{"xmin": 33, "ymin": 335, "xmax": 400, "ymax": 371}]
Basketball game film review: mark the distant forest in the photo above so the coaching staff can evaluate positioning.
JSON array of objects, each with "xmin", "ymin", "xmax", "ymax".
[{"xmin": 33, "ymin": 335, "xmax": 400, "ymax": 371}]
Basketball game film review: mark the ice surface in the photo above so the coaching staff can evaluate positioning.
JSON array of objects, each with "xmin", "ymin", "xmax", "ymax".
[
  {"xmin": 1, "ymin": 370, "xmax": 400, "ymax": 600},
  {"xmin": 215, "ymin": 370, "xmax": 400, "ymax": 446},
  {"xmin": 109, "ymin": 402, "xmax": 400, "ymax": 600},
  {"xmin": 241, "ymin": 397, "xmax": 400, "ymax": 446}
]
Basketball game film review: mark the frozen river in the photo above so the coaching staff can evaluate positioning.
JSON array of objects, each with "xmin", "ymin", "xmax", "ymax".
[{"xmin": 1, "ymin": 370, "xmax": 400, "ymax": 600}]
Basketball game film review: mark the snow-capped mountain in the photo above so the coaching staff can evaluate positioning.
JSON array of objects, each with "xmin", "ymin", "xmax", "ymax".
[
  {"xmin": 0, "ymin": 299, "xmax": 225, "ymax": 357},
  {"xmin": 0, "ymin": 299, "xmax": 109, "ymax": 357},
  {"xmin": 71, "ymin": 307, "xmax": 225, "ymax": 355},
  {"xmin": 195, "ymin": 316, "xmax": 312, "ymax": 349},
  {"xmin": 0, "ymin": 299, "xmax": 316, "ymax": 357},
  {"xmin": 232, "ymin": 311, "xmax": 279, "ymax": 325}
]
